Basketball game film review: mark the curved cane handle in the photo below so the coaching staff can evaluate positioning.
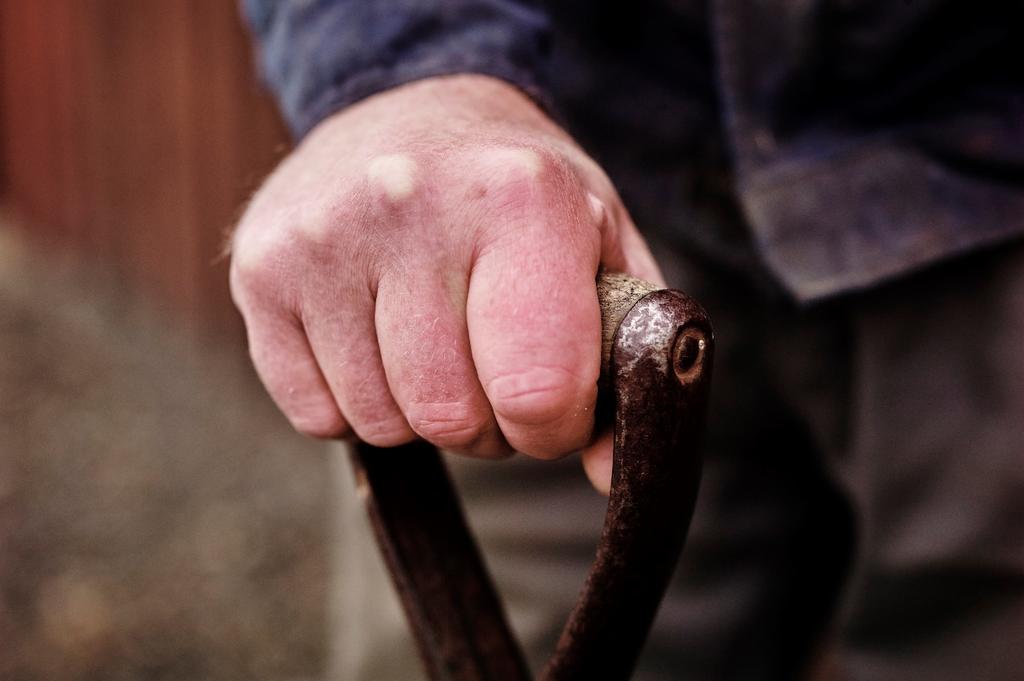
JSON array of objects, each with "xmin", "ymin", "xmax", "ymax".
[
  {"xmin": 542, "ymin": 272, "xmax": 713, "ymax": 679},
  {"xmin": 349, "ymin": 271, "xmax": 714, "ymax": 681}
]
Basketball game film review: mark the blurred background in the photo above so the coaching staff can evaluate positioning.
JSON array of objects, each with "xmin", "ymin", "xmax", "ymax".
[{"xmin": 0, "ymin": 2, "xmax": 335, "ymax": 679}]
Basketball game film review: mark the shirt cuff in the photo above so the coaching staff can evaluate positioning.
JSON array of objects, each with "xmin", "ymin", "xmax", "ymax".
[
  {"xmin": 295, "ymin": 56, "xmax": 551, "ymax": 139},
  {"xmin": 243, "ymin": 0, "xmax": 552, "ymax": 140}
]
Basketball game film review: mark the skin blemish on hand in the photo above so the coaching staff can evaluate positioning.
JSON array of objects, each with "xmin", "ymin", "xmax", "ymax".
[{"xmin": 367, "ymin": 154, "xmax": 418, "ymax": 201}]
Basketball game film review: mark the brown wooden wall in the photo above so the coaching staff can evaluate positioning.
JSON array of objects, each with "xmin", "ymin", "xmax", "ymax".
[{"xmin": 0, "ymin": 0, "xmax": 289, "ymax": 332}]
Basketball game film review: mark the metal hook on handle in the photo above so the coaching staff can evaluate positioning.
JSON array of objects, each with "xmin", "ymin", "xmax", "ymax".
[{"xmin": 350, "ymin": 270, "xmax": 714, "ymax": 681}]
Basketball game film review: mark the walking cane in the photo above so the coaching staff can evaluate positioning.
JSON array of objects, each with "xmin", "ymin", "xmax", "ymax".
[{"xmin": 349, "ymin": 271, "xmax": 714, "ymax": 680}]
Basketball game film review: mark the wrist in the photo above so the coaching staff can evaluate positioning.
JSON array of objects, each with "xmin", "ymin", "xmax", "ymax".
[{"xmin": 304, "ymin": 74, "xmax": 565, "ymax": 154}]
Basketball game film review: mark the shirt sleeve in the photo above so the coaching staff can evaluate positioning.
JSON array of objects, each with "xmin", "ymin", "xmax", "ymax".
[{"xmin": 241, "ymin": 0, "xmax": 552, "ymax": 139}]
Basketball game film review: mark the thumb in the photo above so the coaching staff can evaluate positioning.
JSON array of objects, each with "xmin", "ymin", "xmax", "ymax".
[
  {"xmin": 581, "ymin": 429, "xmax": 615, "ymax": 495},
  {"xmin": 582, "ymin": 193, "xmax": 665, "ymax": 495}
]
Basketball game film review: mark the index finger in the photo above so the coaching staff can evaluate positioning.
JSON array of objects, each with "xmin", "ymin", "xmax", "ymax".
[{"xmin": 466, "ymin": 149, "xmax": 603, "ymax": 459}]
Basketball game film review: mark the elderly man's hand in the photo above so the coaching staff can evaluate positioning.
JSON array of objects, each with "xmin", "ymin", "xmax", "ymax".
[{"xmin": 230, "ymin": 75, "xmax": 661, "ymax": 492}]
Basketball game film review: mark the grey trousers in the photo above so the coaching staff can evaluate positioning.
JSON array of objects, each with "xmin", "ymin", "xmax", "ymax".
[{"xmin": 327, "ymin": 240, "xmax": 1024, "ymax": 680}]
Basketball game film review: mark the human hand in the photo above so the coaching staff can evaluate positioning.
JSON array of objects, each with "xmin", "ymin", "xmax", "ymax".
[{"xmin": 229, "ymin": 75, "xmax": 663, "ymax": 493}]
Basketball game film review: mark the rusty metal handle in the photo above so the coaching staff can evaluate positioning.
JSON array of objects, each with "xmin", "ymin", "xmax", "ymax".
[{"xmin": 350, "ymin": 270, "xmax": 714, "ymax": 680}]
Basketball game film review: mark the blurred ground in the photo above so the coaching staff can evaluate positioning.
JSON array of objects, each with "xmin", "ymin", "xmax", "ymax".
[{"xmin": 0, "ymin": 221, "xmax": 330, "ymax": 681}]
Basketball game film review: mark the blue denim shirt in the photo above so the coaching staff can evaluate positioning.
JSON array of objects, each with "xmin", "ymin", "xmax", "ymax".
[{"xmin": 243, "ymin": 0, "xmax": 1024, "ymax": 303}]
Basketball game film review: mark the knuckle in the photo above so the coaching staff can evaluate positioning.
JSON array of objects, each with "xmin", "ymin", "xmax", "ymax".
[
  {"xmin": 365, "ymin": 153, "xmax": 422, "ymax": 206},
  {"xmin": 236, "ymin": 183, "xmax": 366, "ymax": 260},
  {"xmin": 232, "ymin": 213, "xmax": 371, "ymax": 309},
  {"xmin": 288, "ymin": 407, "xmax": 348, "ymax": 439},
  {"xmin": 230, "ymin": 226, "xmax": 299, "ymax": 299},
  {"xmin": 469, "ymin": 146, "xmax": 565, "ymax": 213},
  {"xmin": 486, "ymin": 366, "xmax": 590, "ymax": 427},
  {"xmin": 351, "ymin": 413, "xmax": 416, "ymax": 447},
  {"xmin": 405, "ymin": 401, "xmax": 488, "ymax": 448},
  {"xmin": 482, "ymin": 146, "xmax": 547, "ymax": 176}
]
